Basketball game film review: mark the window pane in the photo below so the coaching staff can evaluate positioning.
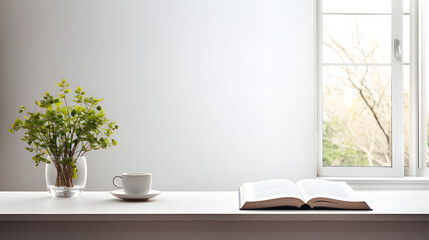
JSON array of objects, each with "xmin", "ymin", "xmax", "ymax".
[
  {"xmin": 323, "ymin": 15, "xmax": 391, "ymax": 63},
  {"xmin": 323, "ymin": 66, "xmax": 392, "ymax": 167},
  {"xmin": 404, "ymin": 65, "xmax": 410, "ymax": 167},
  {"xmin": 323, "ymin": 0, "xmax": 391, "ymax": 14},
  {"xmin": 403, "ymin": 15, "xmax": 410, "ymax": 64},
  {"xmin": 427, "ymin": 58, "xmax": 429, "ymax": 167},
  {"xmin": 423, "ymin": 1, "xmax": 429, "ymax": 167},
  {"xmin": 403, "ymin": 1, "xmax": 410, "ymax": 167},
  {"xmin": 427, "ymin": 68, "xmax": 429, "ymax": 166},
  {"xmin": 403, "ymin": 0, "xmax": 410, "ymax": 14}
]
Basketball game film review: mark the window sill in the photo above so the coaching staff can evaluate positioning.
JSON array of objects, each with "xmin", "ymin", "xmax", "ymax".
[
  {"xmin": 318, "ymin": 177, "xmax": 429, "ymax": 190},
  {"xmin": 2, "ymin": 191, "xmax": 429, "ymax": 222}
]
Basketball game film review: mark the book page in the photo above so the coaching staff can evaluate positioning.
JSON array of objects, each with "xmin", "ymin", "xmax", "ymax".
[
  {"xmin": 296, "ymin": 179, "xmax": 362, "ymax": 203},
  {"xmin": 243, "ymin": 179, "xmax": 302, "ymax": 202}
]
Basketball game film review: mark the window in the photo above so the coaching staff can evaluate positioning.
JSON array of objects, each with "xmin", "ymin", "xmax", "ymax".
[
  {"xmin": 316, "ymin": 0, "xmax": 429, "ymax": 177},
  {"xmin": 419, "ymin": 0, "xmax": 429, "ymax": 173}
]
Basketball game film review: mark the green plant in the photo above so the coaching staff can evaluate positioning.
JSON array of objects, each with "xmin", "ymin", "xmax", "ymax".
[{"xmin": 8, "ymin": 79, "xmax": 118, "ymax": 187}]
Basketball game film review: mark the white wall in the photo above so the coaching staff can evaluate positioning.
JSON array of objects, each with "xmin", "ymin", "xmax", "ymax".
[{"xmin": 0, "ymin": 0, "xmax": 315, "ymax": 191}]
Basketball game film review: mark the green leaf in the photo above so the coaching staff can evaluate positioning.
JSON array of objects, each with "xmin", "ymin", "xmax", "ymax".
[
  {"xmin": 40, "ymin": 157, "xmax": 48, "ymax": 163},
  {"xmin": 64, "ymin": 88, "xmax": 70, "ymax": 94},
  {"xmin": 57, "ymin": 83, "xmax": 63, "ymax": 87},
  {"xmin": 75, "ymin": 106, "xmax": 85, "ymax": 113},
  {"xmin": 96, "ymin": 106, "xmax": 102, "ymax": 111},
  {"xmin": 112, "ymin": 139, "xmax": 117, "ymax": 146},
  {"xmin": 19, "ymin": 105, "xmax": 25, "ymax": 113},
  {"xmin": 62, "ymin": 78, "xmax": 66, "ymax": 84},
  {"xmin": 76, "ymin": 86, "xmax": 81, "ymax": 93}
]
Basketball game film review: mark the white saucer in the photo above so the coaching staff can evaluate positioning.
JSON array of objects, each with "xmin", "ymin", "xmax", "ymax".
[{"xmin": 110, "ymin": 189, "xmax": 162, "ymax": 201}]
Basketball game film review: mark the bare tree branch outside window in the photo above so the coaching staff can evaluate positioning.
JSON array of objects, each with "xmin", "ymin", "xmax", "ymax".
[{"xmin": 322, "ymin": 19, "xmax": 393, "ymax": 167}]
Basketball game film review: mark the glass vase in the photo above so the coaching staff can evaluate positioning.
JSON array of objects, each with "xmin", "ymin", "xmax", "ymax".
[{"xmin": 45, "ymin": 156, "xmax": 87, "ymax": 198}]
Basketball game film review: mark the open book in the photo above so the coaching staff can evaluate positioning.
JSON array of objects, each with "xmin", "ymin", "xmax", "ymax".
[{"xmin": 239, "ymin": 179, "xmax": 371, "ymax": 210}]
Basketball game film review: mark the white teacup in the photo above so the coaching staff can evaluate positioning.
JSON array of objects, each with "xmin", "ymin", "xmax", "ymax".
[{"xmin": 113, "ymin": 172, "xmax": 152, "ymax": 195}]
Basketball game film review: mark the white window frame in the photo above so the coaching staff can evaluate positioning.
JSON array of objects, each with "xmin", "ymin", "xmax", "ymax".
[
  {"xmin": 407, "ymin": 0, "xmax": 419, "ymax": 176},
  {"xmin": 417, "ymin": 0, "xmax": 429, "ymax": 176},
  {"xmin": 316, "ymin": 0, "xmax": 404, "ymax": 177}
]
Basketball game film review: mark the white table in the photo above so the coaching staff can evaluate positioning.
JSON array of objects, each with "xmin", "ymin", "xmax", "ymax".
[{"xmin": 1, "ymin": 191, "xmax": 429, "ymax": 240}]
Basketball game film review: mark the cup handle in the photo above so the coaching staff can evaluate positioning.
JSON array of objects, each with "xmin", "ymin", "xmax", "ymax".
[{"xmin": 112, "ymin": 176, "xmax": 123, "ymax": 188}]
